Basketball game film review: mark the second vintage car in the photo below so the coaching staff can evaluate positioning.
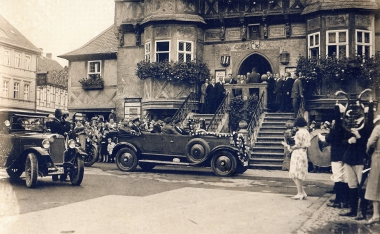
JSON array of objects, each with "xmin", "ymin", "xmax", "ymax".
[
  {"xmin": 112, "ymin": 129, "xmax": 249, "ymax": 177},
  {"xmin": 0, "ymin": 110, "xmax": 85, "ymax": 188}
]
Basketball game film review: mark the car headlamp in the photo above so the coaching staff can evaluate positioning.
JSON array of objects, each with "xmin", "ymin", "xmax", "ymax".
[
  {"xmin": 42, "ymin": 139, "xmax": 50, "ymax": 149},
  {"xmin": 68, "ymin": 139, "xmax": 76, "ymax": 149}
]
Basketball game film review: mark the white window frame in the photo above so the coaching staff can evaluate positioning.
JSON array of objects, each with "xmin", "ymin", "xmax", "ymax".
[
  {"xmin": 308, "ymin": 32, "xmax": 320, "ymax": 58},
  {"xmin": 15, "ymin": 52, "xmax": 21, "ymax": 68},
  {"xmin": 87, "ymin": 60, "xmax": 102, "ymax": 77},
  {"xmin": 13, "ymin": 82, "xmax": 20, "ymax": 99},
  {"xmin": 4, "ymin": 50, "xmax": 10, "ymax": 66},
  {"xmin": 326, "ymin": 30, "xmax": 348, "ymax": 59},
  {"xmin": 25, "ymin": 55, "xmax": 31, "ymax": 70},
  {"xmin": 23, "ymin": 83, "xmax": 30, "ymax": 100},
  {"xmin": 2, "ymin": 80, "xmax": 9, "ymax": 97},
  {"xmin": 177, "ymin": 41, "xmax": 193, "ymax": 62},
  {"xmin": 155, "ymin": 40, "xmax": 170, "ymax": 62},
  {"xmin": 145, "ymin": 42, "xmax": 151, "ymax": 62},
  {"xmin": 355, "ymin": 30, "xmax": 372, "ymax": 58}
]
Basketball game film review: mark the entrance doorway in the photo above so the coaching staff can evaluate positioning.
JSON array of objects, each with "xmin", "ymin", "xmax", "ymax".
[{"xmin": 238, "ymin": 53, "xmax": 272, "ymax": 76}]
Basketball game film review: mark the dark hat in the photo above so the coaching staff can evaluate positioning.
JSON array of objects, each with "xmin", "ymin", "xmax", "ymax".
[
  {"xmin": 132, "ymin": 117, "xmax": 140, "ymax": 123},
  {"xmin": 164, "ymin": 117, "xmax": 172, "ymax": 124},
  {"xmin": 54, "ymin": 109, "xmax": 62, "ymax": 118},
  {"xmin": 294, "ymin": 117, "xmax": 307, "ymax": 127}
]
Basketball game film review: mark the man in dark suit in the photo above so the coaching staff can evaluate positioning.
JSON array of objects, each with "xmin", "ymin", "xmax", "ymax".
[
  {"xmin": 281, "ymin": 72, "xmax": 294, "ymax": 112},
  {"xmin": 291, "ymin": 72, "xmax": 304, "ymax": 117},
  {"xmin": 206, "ymin": 78, "xmax": 218, "ymax": 114},
  {"xmin": 247, "ymin": 67, "xmax": 260, "ymax": 83},
  {"xmin": 266, "ymin": 72, "xmax": 275, "ymax": 111},
  {"xmin": 215, "ymin": 77, "xmax": 226, "ymax": 109}
]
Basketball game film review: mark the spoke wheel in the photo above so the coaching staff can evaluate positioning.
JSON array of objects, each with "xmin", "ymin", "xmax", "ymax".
[
  {"xmin": 70, "ymin": 156, "xmax": 84, "ymax": 186},
  {"xmin": 84, "ymin": 145, "xmax": 98, "ymax": 167},
  {"xmin": 116, "ymin": 148, "xmax": 138, "ymax": 172},
  {"xmin": 211, "ymin": 151, "xmax": 237, "ymax": 177},
  {"xmin": 25, "ymin": 153, "xmax": 38, "ymax": 188}
]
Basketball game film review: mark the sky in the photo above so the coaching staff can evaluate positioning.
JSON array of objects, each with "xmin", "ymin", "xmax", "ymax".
[{"xmin": 0, "ymin": 0, "xmax": 115, "ymax": 67}]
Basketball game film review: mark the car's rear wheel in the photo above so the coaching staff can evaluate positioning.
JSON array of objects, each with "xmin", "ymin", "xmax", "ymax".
[
  {"xmin": 211, "ymin": 151, "xmax": 237, "ymax": 177},
  {"xmin": 139, "ymin": 162, "xmax": 155, "ymax": 171},
  {"xmin": 84, "ymin": 145, "xmax": 98, "ymax": 167},
  {"xmin": 185, "ymin": 138, "xmax": 210, "ymax": 163},
  {"xmin": 6, "ymin": 165, "xmax": 24, "ymax": 179},
  {"xmin": 70, "ymin": 156, "xmax": 84, "ymax": 186},
  {"xmin": 25, "ymin": 153, "xmax": 38, "ymax": 188},
  {"xmin": 116, "ymin": 148, "xmax": 138, "ymax": 172}
]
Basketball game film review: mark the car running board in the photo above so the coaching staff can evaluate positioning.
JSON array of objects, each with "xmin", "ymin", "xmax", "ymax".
[{"xmin": 139, "ymin": 159, "xmax": 197, "ymax": 166}]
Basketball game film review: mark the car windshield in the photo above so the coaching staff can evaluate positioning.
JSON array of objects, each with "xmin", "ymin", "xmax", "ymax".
[{"xmin": 11, "ymin": 116, "xmax": 45, "ymax": 132}]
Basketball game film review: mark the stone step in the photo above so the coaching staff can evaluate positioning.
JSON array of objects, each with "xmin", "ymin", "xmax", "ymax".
[
  {"xmin": 251, "ymin": 152, "xmax": 284, "ymax": 158},
  {"xmin": 254, "ymin": 142, "xmax": 284, "ymax": 147},
  {"xmin": 258, "ymin": 132, "xmax": 284, "ymax": 138},
  {"xmin": 249, "ymin": 163, "xmax": 283, "ymax": 170},
  {"xmin": 264, "ymin": 117, "xmax": 294, "ymax": 122},
  {"xmin": 262, "ymin": 122, "xmax": 288, "ymax": 127},
  {"xmin": 251, "ymin": 146, "xmax": 284, "ymax": 153},
  {"xmin": 256, "ymin": 137, "xmax": 284, "ymax": 142},
  {"xmin": 250, "ymin": 158, "xmax": 284, "ymax": 165}
]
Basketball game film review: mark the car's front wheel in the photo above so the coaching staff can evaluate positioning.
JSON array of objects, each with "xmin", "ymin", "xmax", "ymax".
[
  {"xmin": 6, "ymin": 165, "xmax": 24, "ymax": 179},
  {"xmin": 70, "ymin": 156, "xmax": 84, "ymax": 186},
  {"xmin": 84, "ymin": 145, "xmax": 98, "ymax": 167},
  {"xmin": 25, "ymin": 153, "xmax": 38, "ymax": 188},
  {"xmin": 211, "ymin": 151, "xmax": 237, "ymax": 177},
  {"xmin": 116, "ymin": 148, "xmax": 138, "ymax": 172}
]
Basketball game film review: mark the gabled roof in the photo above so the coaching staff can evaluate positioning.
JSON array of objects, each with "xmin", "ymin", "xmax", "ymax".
[
  {"xmin": 302, "ymin": 0, "xmax": 378, "ymax": 15},
  {"xmin": 0, "ymin": 14, "xmax": 40, "ymax": 53},
  {"xmin": 59, "ymin": 25, "xmax": 118, "ymax": 60},
  {"xmin": 37, "ymin": 56, "xmax": 63, "ymax": 74}
]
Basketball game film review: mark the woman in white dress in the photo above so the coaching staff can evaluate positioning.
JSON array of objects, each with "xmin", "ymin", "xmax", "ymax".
[{"xmin": 285, "ymin": 117, "xmax": 311, "ymax": 200}]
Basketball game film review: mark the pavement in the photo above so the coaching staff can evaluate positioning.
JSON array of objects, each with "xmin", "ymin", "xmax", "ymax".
[{"xmin": 1, "ymin": 168, "xmax": 380, "ymax": 233}]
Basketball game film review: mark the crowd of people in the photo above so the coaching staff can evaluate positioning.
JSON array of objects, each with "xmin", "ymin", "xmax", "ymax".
[
  {"xmin": 200, "ymin": 77, "xmax": 226, "ymax": 114},
  {"xmin": 282, "ymin": 105, "xmax": 380, "ymax": 225}
]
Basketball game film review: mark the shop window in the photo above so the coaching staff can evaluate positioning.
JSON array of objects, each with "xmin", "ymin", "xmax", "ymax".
[
  {"xmin": 145, "ymin": 42, "xmax": 151, "ymax": 62},
  {"xmin": 88, "ymin": 60, "xmax": 101, "ymax": 77},
  {"xmin": 15, "ymin": 52, "xmax": 21, "ymax": 68},
  {"xmin": 23, "ymin": 83, "xmax": 30, "ymax": 100},
  {"xmin": 155, "ymin": 41, "xmax": 170, "ymax": 62},
  {"xmin": 13, "ymin": 82, "xmax": 19, "ymax": 99},
  {"xmin": 326, "ymin": 30, "xmax": 348, "ymax": 59},
  {"xmin": 25, "ymin": 55, "xmax": 31, "ymax": 70},
  {"xmin": 178, "ymin": 41, "xmax": 193, "ymax": 62},
  {"xmin": 3, "ymin": 80, "xmax": 9, "ymax": 97},
  {"xmin": 308, "ymin": 32, "xmax": 320, "ymax": 58},
  {"xmin": 4, "ymin": 50, "xmax": 10, "ymax": 66},
  {"xmin": 356, "ymin": 30, "xmax": 372, "ymax": 58}
]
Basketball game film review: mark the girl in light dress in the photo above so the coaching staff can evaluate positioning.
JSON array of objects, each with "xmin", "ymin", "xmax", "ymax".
[{"xmin": 283, "ymin": 117, "xmax": 311, "ymax": 200}]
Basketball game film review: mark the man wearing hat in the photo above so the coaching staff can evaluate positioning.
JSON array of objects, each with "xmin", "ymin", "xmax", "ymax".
[
  {"xmin": 49, "ymin": 109, "xmax": 65, "ymax": 135},
  {"xmin": 131, "ymin": 118, "xmax": 141, "ymax": 133},
  {"xmin": 161, "ymin": 117, "xmax": 181, "ymax": 135}
]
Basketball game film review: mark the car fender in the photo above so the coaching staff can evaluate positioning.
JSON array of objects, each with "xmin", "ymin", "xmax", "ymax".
[
  {"xmin": 7, "ymin": 147, "xmax": 49, "ymax": 169},
  {"xmin": 112, "ymin": 142, "xmax": 139, "ymax": 157},
  {"xmin": 206, "ymin": 145, "xmax": 239, "ymax": 162}
]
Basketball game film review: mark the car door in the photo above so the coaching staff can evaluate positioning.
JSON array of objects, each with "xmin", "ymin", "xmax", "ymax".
[
  {"xmin": 141, "ymin": 133, "xmax": 163, "ymax": 154},
  {"xmin": 0, "ymin": 133, "xmax": 20, "ymax": 167}
]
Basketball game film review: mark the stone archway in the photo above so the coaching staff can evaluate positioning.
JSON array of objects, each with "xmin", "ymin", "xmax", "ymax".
[{"xmin": 238, "ymin": 53, "xmax": 272, "ymax": 77}]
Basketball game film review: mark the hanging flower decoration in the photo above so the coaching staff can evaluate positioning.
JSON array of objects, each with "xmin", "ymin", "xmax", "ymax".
[{"xmin": 136, "ymin": 60, "xmax": 210, "ymax": 83}]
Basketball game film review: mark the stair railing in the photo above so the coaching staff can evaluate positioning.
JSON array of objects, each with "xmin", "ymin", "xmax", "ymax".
[
  {"xmin": 247, "ymin": 91, "xmax": 265, "ymax": 143},
  {"xmin": 206, "ymin": 92, "xmax": 229, "ymax": 132},
  {"xmin": 171, "ymin": 92, "xmax": 198, "ymax": 125}
]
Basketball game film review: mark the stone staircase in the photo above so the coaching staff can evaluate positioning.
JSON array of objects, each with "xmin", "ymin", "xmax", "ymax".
[
  {"xmin": 189, "ymin": 113, "xmax": 215, "ymax": 129},
  {"xmin": 250, "ymin": 112, "xmax": 294, "ymax": 170}
]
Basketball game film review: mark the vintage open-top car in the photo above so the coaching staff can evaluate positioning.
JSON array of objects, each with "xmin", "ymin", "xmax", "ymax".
[
  {"xmin": 113, "ymin": 129, "xmax": 249, "ymax": 177},
  {"xmin": 0, "ymin": 111, "xmax": 85, "ymax": 188}
]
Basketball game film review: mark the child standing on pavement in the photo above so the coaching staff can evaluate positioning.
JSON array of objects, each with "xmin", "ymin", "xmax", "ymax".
[{"xmin": 107, "ymin": 137, "xmax": 116, "ymax": 163}]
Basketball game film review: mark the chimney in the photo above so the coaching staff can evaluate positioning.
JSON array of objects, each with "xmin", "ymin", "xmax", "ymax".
[
  {"xmin": 39, "ymin": 48, "xmax": 44, "ymax": 56},
  {"xmin": 46, "ymin": 53, "xmax": 52, "ymax": 59}
]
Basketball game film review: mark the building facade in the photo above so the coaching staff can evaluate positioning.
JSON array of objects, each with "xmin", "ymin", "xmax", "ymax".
[
  {"xmin": 0, "ymin": 15, "xmax": 40, "ymax": 113},
  {"xmin": 60, "ymin": 0, "xmax": 380, "ymax": 121},
  {"xmin": 36, "ymin": 52, "xmax": 69, "ymax": 114}
]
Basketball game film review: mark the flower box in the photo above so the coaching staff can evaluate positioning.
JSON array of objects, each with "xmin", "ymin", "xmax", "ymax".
[{"xmin": 82, "ymin": 84, "xmax": 104, "ymax": 90}]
